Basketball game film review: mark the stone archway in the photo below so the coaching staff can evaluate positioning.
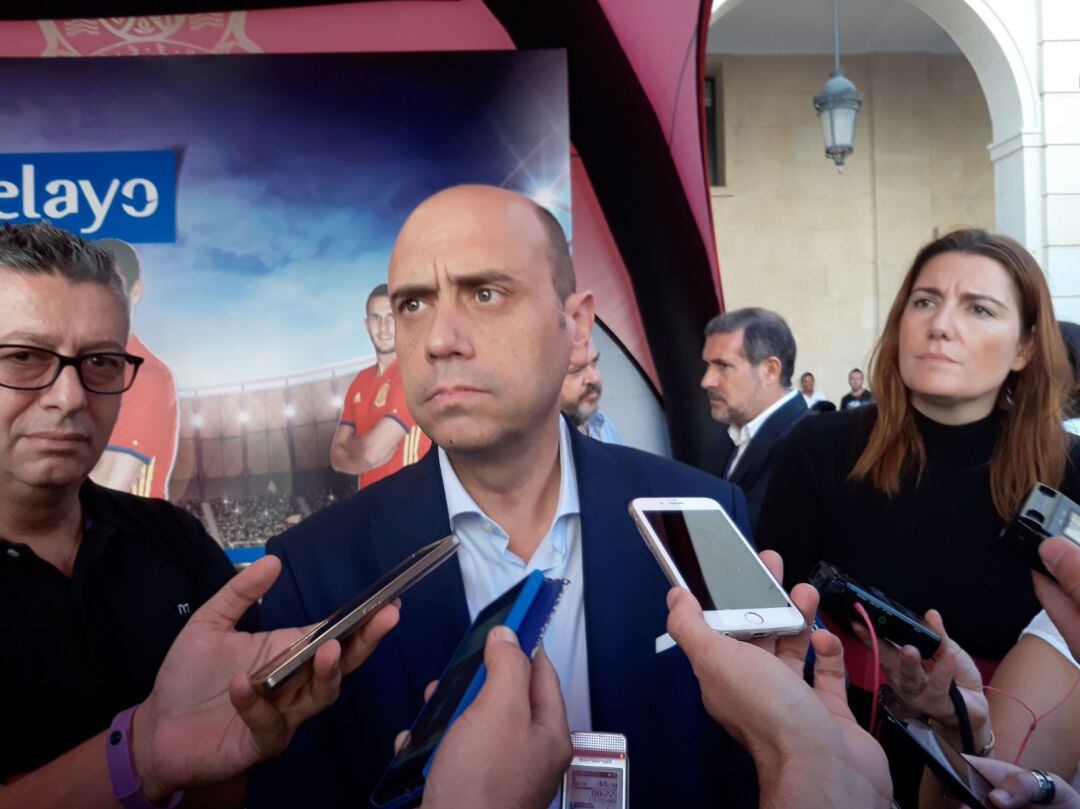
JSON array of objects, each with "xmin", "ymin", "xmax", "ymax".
[
  {"xmin": 708, "ymin": 0, "xmax": 1043, "ymax": 257},
  {"xmin": 904, "ymin": 0, "xmax": 1042, "ymax": 260}
]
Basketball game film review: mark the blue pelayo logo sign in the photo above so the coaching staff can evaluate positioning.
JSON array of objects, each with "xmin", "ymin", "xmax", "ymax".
[{"xmin": 0, "ymin": 150, "xmax": 176, "ymax": 242}]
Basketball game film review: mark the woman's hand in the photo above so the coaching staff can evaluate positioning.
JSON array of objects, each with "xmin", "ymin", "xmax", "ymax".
[
  {"xmin": 855, "ymin": 609, "xmax": 991, "ymax": 751},
  {"xmin": 967, "ymin": 757, "xmax": 1080, "ymax": 808}
]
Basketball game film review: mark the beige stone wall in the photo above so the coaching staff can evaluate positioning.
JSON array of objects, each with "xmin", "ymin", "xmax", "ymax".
[{"xmin": 710, "ymin": 53, "xmax": 993, "ymax": 404}]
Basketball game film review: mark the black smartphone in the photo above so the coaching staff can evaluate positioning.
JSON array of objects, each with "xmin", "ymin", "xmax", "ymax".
[
  {"xmin": 879, "ymin": 688, "xmax": 994, "ymax": 809},
  {"xmin": 251, "ymin": 535, "xmax": 460, "ymax": 692},
  {"xmin": 1000, "ymin": 483, "xmax": 1080, "ymax": 579},
  {"xmin": 370, "ymin": 570, "xmax": 568, "ymax": 809},
  {"xmin": 810, "ymin": 561, "xmax": 941, "ymax": 658}
]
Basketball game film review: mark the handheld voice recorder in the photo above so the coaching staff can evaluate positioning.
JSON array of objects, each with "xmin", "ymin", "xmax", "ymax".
[
  {"xmin": 560, "ymin": 732, "xmax": 628, "ymax": 809},
  {"xmin": 999, "ymin": 482, "xmax": 1080, "ymax": 579}
]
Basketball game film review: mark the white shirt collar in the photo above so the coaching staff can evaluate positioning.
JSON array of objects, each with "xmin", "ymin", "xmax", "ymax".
[
  {"xmin": 727, "ymin": 388, "xmax": 799, "ymax": 449},
  {"xmin": 439, "ymin": 415, "xmax": 581, "ymax": 529}
]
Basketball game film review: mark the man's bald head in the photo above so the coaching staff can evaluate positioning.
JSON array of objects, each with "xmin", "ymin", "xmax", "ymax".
[
  {"xmin": 386, "ymin": 183, "xmax": 595, "ymax": 457},
  {"xmin": 396, "ymin": 185, "xmax": 575, "ymax": 302}
]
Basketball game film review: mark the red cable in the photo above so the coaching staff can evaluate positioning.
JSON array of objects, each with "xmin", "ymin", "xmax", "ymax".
[
  {"xmin": 984, "ymin": 675, "xmax": 1080, "ymax": 764},
  {"xmin": 847, "ymin": 602, "xmax": 1079, "ymax": 762},
  {"xmin": 853, "ymin": 602, "xmax": 881, "ymax": 734}
]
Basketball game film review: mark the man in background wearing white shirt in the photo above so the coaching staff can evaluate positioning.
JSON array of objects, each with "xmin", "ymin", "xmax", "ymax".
[
  {"xmin": 798, "ymin": 372, "xmax": 827, "ymax": 409},
  {"xmin": 700, "ymin": 308, "xmax": 808, "ymax": 530}
]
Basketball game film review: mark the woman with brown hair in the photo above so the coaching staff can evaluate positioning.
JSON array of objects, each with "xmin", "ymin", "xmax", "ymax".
[
  {"xmin": 756, "ymin": 229, "xmax": 1080, "ymax": 803},
  {"xmin": 757, "ymin": 227, "xmax": 1080, "ymax": 677}
]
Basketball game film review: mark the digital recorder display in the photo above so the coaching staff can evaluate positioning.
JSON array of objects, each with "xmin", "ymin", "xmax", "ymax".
[{"xmin": 567, "ymin": 766, "xmax": 623, "ymax": 809}]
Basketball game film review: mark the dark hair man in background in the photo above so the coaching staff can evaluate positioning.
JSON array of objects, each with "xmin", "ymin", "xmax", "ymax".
[
  {"xmin": 331, "ymin": 283, "xmax": 430, "ymax": 488},
  {"xmin": 700, "ymin": 307, "xmax": 808, "ymax": 530},
  {"xmin": 251, "ymin": 185, "xmax": 758, "ymax": 808},
  {"xmin": 90, "ymin": 238, "xmax": 178, "ymax": 499},
  {"xmin": 559, "ymin": 335, "xmax": 622, "ymax": 444},
  {"xmin": 798, "ymin": 371, "xmax": 828, "ymax": 409},
  {"xmin": 840, "ymin": 367, "xmax": 875, "ymax": 410}
]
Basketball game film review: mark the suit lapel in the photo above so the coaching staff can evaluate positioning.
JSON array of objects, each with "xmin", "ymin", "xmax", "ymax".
[
  {"xmin": 571, "ymin": 426, "xmax": 669, "ymax": 733},
  {"xmin": 712, "ymin": 434, "xmax": 736, "ymax": 479},
  {"xmin": 368, "ymin": 451, "xmax": 471, "ymax": 694},
  {"xmin": 730, "ymin": 395, "xmax": 806, "ymax": 486}
]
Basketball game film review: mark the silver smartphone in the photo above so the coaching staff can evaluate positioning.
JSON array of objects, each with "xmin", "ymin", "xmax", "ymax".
[
  {"xmin": 252, "ymin": 535, "xmax": 460, "ymax": 692},
  {"xmin": 629, "ymin": 497, "xmax": 805, "ymax": 639},
  {"xmin": 560, "ymin": 732, "xmax": 628, "ymax": 809}
]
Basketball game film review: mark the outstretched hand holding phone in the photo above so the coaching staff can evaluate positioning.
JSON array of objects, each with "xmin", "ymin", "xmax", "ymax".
[
  {"xmin": 666, "ymin": 551, "xmax": 894, "ymax": 809},
  {"xmin": 136, "ymin": 554, "xmax": 400, "ymax": 797},
  {"xmin": 0, "ymin": 555, "xmax": 399, "ymax": 809}
]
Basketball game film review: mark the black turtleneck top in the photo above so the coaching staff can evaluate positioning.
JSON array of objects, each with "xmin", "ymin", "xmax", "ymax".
[{"xmin": 756, "ymin": 405, "xmax": 1080, "ymax": 662}]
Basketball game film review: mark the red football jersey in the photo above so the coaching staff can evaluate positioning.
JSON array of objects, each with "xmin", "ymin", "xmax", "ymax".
[
  {"xmin": 340, "ymin": 359, "xmax": 431, "ymax": 489},
  {"xmin": 106, "ymin": 334, "xmax": 180, "ymax": 499}
]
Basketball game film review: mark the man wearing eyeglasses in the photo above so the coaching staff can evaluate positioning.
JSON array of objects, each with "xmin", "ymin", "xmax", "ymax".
[{"xmin": 0, "ymin": 221, "xmax": 255, "ymax": 802}]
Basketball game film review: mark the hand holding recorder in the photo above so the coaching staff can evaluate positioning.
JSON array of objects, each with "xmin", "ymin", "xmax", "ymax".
[
  {"xmin": 853, "ymin": 608, "xmax": 991, "ymax": 753},
  {"xmin": 1034, "ymin": 536, "xmax": 1080, "ymax": 660},
  {"xmin": 665, "ymin": 552, "xmax": 893, "ymax": 809}
]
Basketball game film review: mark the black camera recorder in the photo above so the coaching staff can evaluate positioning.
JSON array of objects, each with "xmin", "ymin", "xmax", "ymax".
[{"xmin": 999, "ymin": 483, "xmax": 1080, "ymax": 580}]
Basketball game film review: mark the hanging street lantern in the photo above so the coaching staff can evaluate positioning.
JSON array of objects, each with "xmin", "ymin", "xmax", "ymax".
[{"xmin": 813, "ymin": 0, "xmax": 863, "ymax": 170}]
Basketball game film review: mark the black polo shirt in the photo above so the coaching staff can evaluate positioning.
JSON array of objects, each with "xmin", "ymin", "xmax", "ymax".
[{"xmin": 0, "ymin": 481, "xmax": 254, "ymax": 781}]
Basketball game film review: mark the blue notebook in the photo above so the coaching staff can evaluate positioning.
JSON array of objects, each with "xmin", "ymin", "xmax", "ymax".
[{"xmin": 371, "ymin": 570, "xmax": 570, "ymax": 808}]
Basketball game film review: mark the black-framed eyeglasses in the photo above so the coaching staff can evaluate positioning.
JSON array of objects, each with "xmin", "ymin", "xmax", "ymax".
[{"xmin": 0, "ymin": 344, "xmax": 143, "ymax": 395}]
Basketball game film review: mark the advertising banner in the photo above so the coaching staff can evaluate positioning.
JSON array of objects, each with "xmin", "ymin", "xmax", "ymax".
[{"xmin": 0, "ymin": 50, "xmax": 569, "ymax": 554}]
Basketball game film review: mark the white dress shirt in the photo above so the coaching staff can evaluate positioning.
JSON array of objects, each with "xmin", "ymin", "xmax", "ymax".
[
  {"xmin": 726, "ymin": 388, "xmax": 800, "ymax": 476},
  {"xmin": 438, "ymin": 417, "xmax": 592, "ymax": 737}
]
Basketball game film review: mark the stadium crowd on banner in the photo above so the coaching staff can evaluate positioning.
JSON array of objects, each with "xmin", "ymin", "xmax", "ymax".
[{"xmin": 1, "ymin": 184, "xmax": 1079, "ymax": 809}]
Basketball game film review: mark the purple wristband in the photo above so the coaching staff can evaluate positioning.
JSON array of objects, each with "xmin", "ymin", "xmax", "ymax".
[{"xmin": 107, "ymin": 705, "xmax": 184, "ymax": 809}]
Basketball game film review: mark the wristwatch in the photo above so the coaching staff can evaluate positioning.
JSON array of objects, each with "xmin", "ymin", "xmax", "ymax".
[{"xmin": 107, "ymin": 705, "xmax": 184, "ymax": 809}]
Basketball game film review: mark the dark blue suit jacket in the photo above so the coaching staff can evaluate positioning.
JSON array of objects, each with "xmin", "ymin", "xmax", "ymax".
[
  {"xmin": 249, "ymin": 425, "xmax": 759, "ymax": 808},
  {"xmin": 704, "ymin": 393, "xmax": 809, "ymax": 531}
]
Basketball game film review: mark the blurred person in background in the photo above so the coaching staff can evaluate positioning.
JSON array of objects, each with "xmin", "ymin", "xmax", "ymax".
[
  {"xmin": 799, "ymin": 371, "xmax": 829, "ymax": 409},
  {"xmin": 840, "ymin": 367, "xmax": 875, "ymax": 410},
  {"xmin": 559, "ymin": 335, "xmax": 622, "ymax": 444}
]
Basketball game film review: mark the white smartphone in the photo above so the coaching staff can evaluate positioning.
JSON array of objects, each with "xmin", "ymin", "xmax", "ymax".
[{"xmin": 629, "ymin": 497, "xmax": 805, "ymax": 638}]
